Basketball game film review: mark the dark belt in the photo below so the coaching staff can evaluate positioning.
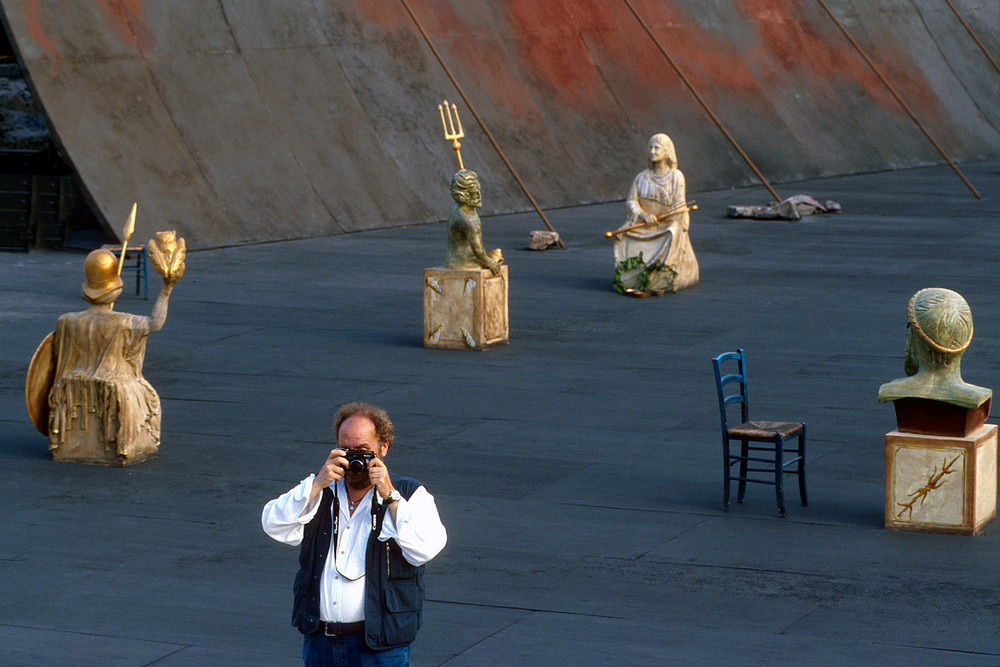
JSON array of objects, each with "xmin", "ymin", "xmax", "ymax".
[{"xmin": 315, "ymin": 621, "xmax": 365, "ymax": 637}]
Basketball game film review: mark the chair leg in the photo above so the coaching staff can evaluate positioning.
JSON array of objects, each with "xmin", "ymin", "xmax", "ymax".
[
  {"xmin": 722, "ymin": 438, "xmax": 731, "ymax": 511},
  {"xmin": 737, "ymin": 439, "xmax": 749, "ymax": 503},
  {"xmin": 798, "ymin": 428, "xmax": 808, "ymax": 507},
  {"xmin": 774, "ymin": 436, "xmax": 786, "ymax": 518}
]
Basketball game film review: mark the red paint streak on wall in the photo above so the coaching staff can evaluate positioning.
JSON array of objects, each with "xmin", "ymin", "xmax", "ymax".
[
  {"xmin": 20, "ymin": 0, "xmax": 154, "ymax": 62},
  {"xmin": 608, "ymin": 0, "xmax": 760, "ymax": 90},
  {"xmin": 353, "ymin": 0, "xmax": 411, "ymax": 32},
  {"xmin": 354, "ymin": 0, "xmax": 544, "ymax": 118},
  {"xmin": 738, "ymin": 0, "xmax": 941, "ymax": 120},
  {"xmin": 352, "ymin": 0, "xmax": 941, "ymax": 123},
  {"xmin": 504, "ymin": 0, "xmax": 760, "ymax": 113},
  {"xmin": 368, "ymin": 0, "xmax": 764, "ymax": 117},
  {"xmin": 95, "ymin": 0, "xmax": 155, "ymax": 54},
  {"xmin": 21, "ymin": 0, "xmax": 61, "ymax": 65},
  {"xmin": 350, "ymin": 0, "xmax": 763, "ymax": 119},
  {"xmin": 503, "ymin": 0, "xmax": 612, "ymax": 112}
]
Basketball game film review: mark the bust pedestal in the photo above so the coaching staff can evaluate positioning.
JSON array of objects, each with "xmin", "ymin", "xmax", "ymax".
[
  {"xmin": 884, "ymin": 424, "xmax": 997, "ymax": 535},
  {"xmin": 892, "ymin": 397, "xmax": 990, "ymax": 437},
  {"xmin": 423, "ymin": 266, "xmax": 508, "ymax": 350}
]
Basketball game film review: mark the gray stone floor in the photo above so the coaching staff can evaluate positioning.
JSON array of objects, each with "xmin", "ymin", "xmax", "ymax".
[{"xmin": 1, "ymin": 162, "xmax": 997, "ymax": 666}]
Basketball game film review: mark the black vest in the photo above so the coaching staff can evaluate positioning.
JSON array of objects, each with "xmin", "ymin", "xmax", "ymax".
[{"xmin": 291, "ymin": 474, "xmax": 426, "ymax": 650}]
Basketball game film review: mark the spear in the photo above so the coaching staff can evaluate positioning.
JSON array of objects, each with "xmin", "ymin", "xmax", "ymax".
[
  {"xmin": 117, "ymin": 202, "xmax": 137, "ymax": 275},
  {"xmin": 109, "ymin": 202, "xmax": 136, "ymax": 311}
]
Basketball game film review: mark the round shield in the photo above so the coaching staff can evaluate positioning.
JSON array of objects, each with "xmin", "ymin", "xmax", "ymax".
[{"xmin": 25, "ymin": 332, "xmax": 55, "ymax": 435}]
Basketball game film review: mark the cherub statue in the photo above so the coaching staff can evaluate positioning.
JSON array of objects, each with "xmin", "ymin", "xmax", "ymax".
[
  {"xmin": 26, "ymin": 233, "xmax": 185, "ymax": 465},
  {"xmin": 445, "ymin": 169, "xmax": 501, "ymax": 274},
  {"xmin": 612, "ymin": 133, "xmax": 698, "ymax": 296},
  {"xmin": 878, "ymin": 288, "xmax": 991, "ymax": 432}
]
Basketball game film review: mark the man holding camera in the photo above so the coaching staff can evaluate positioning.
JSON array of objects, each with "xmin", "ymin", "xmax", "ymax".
[{"xmin": 262, "ymin": 402, "xmax": 447, "ymax": 666}]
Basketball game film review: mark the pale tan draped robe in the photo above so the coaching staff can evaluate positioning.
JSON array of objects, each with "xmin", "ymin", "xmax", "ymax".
[{"xmin": 613, "ymin": 168, "xmax": 699, "ymax": 293}]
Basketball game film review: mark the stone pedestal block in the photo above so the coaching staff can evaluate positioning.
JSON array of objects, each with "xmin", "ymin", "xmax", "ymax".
[
  {"xmin": 423, "ymin": 266, "xmax": 508, "ymax": 350},
  {"xmin": 885, "ymin": 424, "xmax": 997, "ymax": 535}
]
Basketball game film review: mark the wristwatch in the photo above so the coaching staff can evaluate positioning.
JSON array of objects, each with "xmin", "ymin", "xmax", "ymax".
[{"xmin": 383, "ymin": 489, "xmax": 401, "ymax": 505}]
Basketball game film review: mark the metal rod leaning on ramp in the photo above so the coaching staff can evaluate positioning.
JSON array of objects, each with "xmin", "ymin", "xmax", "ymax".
[
  {"xmin": 622, "ymin": 0, "xmax": 782, "ymax": 204},
  {"xmin": 815, "ymin": 0, "xmax": 981, "ymax": 199},
  {"xmin": 944, "ymin": 0, "xmax": 1000, "ymax": 74},
  {"xmin": 398, "ymin": 0, "xmax": 565, "ymax": 247}
]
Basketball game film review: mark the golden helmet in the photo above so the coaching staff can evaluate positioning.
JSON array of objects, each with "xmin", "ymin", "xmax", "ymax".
[{"xmin": 81, "ymin": 249, "xmax": 124, "ymax": 302}]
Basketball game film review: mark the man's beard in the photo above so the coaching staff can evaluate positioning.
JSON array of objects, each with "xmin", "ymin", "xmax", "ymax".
[{"xmin": 345, "ymin": 468, "xmax": 371, "ymax": 490}]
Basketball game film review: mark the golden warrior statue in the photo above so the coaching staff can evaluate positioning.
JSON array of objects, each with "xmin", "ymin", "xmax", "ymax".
[{"xmin": 26, "ymin": 231, "xmax": 186, "ymax": 465}]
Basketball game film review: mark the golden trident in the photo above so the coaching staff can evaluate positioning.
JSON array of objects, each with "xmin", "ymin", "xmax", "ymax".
[{"xmin": 438, "ymin": 99, "xmax": 464, "ymax": 169}]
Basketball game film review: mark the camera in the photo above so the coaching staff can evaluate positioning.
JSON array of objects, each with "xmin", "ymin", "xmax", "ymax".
[{"xmin": 344, "ymin": 449, "xmax": 375, "ymax": 473}]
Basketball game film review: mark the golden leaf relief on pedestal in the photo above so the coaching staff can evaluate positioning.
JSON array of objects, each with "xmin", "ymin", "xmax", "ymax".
[{"xmin": 895, "ymin": 453, "xmax": 961, "ymax": 519}]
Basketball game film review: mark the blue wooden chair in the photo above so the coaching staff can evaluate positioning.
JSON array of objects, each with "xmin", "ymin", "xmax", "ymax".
[
  {"xmin": 103, "ymin": 244, "xmax": 148, "ymax": 299},
  {"xmin": 712, "ymin": 349, "xmax": 807, "ymax": 517}
]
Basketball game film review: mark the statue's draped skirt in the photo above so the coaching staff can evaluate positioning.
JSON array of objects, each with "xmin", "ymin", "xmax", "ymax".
[
  {"xmin": 48, "ymin": 310, "xmax": 160, "ymax": 462},
  {"xmin": 614, "ymin": 168, "xmax": 699, "ymax": 293}
]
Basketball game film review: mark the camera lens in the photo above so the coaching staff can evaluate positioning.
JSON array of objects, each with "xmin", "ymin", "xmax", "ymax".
[{"xmin": 348, "ymin": 459, "xmax": 365, "ymax": 474}]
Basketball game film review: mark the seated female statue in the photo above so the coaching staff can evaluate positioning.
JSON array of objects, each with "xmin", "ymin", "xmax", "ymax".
[{"xmin": 613, "ymin": 133, "xmax": 698, "ymax": 296}]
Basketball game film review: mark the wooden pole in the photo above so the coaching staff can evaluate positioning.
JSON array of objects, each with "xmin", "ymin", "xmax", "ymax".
[
  {"xmin": 815, "ymin": 0, "xmax": 981, "ymax": 199},
  {"xmin": 622, "ymin": 0, "xmax": 782, "ymax": 203},
  {"xmin": 398, "ymin": 0, "xmax": 565, "ymax": 247},
  {"xmin": 943, "ymin": 0, "xmax": 1000, "ymax": 74}
]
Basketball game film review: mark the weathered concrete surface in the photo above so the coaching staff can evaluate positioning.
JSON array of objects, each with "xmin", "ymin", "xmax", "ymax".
[{"xmin": 0, "ymin": 0, "xmax": 997, "ymax": 248}]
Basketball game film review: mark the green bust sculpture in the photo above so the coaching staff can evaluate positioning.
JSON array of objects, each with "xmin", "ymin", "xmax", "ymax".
[
  {"xmin": 445, "ymin": 169, "xmax": 501, "ymax": 274},
  {"xmin": 878, "ymin": 288, "xmax": 991, "ymax": 409}
]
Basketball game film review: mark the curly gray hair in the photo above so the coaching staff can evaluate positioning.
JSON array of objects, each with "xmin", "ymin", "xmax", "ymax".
[{"xmin": 333, "ymin": 401, "xmax": 395, "ymax": 447}]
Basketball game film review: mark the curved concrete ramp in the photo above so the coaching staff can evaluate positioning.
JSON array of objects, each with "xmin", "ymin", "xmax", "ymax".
[{"xmin": 1, "ymin": 0, "xmax": 997, "ymax": 248}]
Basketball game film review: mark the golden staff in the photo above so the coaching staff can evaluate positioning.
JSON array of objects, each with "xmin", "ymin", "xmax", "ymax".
[
  {"xmin": 438, "ymin": 99, "xmax": 464, "ymax": 169},
  {"xmin": 109, "ymin": 202, "xmax": 136, "ymax": 311},
  {"xmin": 604, "ymin": 201, "xmax": 697, "ymax": 238},
  {"xmin": 117, "ymin": 202, "xmax": 137, "ymax": 275}
]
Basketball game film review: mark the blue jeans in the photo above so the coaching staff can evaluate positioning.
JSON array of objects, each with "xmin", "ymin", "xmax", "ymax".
[{"xmin": 303, "ymin": 633, "xmax": 410, "ymax": 667}]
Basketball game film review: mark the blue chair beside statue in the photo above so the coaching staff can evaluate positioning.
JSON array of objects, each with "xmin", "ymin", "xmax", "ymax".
[
  {"xmin": 712, "ymin": 348, "xmax": 807, "ymax": 517},
  {"xmin": 102, "ymin": 243, "xmax": 148, "ymax": 299}
]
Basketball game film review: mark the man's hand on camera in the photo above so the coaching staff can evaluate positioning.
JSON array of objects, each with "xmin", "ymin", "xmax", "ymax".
[
  {"xmin": 367, "ymin": 457, "xmax": 394, "ymax": 500},
  {"xmin": 312, "ymin": 449, "xmax": 348, "ymax": 499}
]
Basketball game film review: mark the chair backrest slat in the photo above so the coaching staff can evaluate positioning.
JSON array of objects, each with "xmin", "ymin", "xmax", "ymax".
[{"xmin": 713, "ymin": 348, "xmax": 750, "ymax": 429}]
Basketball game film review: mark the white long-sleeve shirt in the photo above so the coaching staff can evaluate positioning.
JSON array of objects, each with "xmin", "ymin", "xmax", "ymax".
[{"xmin": 261, "ymin": 475, "xmax": 447, "ymax": 623}]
